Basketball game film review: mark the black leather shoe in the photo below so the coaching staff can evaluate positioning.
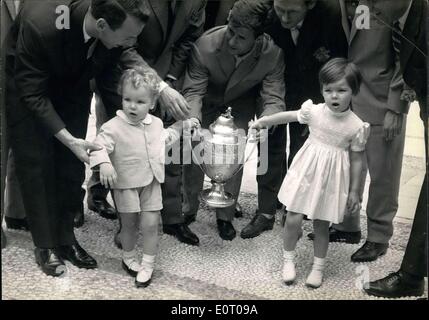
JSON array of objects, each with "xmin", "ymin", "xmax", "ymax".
[
  {"xmin": 58, "ymin": 243, "xmax": 97, "ymax": 269},
  {"xmin": 240, "ymin": 214, "xmax": 274, "ymax": 239},
  {"xmin": 88, "ymin": 198, "xmax": 117, "ymax": 220},
  {"xmin": 5, "ymin": 216, "xmax": 29, "ymax": 231},
  {"xmin": 34, "ymin": 248, "xmax": 66, "ymax": 277},
  {"xmin": 73, "ymin": 209, "xmax": 84, "ymax": 228},
  {"xmin": 364, "ymin": 271, "xmax": 424, "ymax": 298},
  {"xmin": 184, "ymin": 214, "xmax": 196, "ymax": 225},
  {"xmin": 163, "ymin": 223, "xmax": 199, "ymax": 246},
  {"xmin": 217, "ymin": 219, "xmax": 236, "ymax": 241},
  {"xmin": 235, "ymin": 203, "xmax": 243, "ymax": 218},
  {"xmin": 308, "ymin": 227, "xmax": 361, "ymax": 244},
  {"xmin": 351, "ymin": 241, "xmax": 388, "ymax": 262}
]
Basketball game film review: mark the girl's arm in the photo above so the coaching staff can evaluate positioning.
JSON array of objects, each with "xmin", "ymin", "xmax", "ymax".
[
  {"xmin": 250, "ymin": 111, "xmax": 299, "ymax": 130},
  {"xmin": 347, "ymin": 150, "xmax": 365, "ymax": 214}
]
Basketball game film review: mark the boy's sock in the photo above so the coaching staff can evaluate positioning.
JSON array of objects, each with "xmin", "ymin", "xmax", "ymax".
[
  {"xmin": 282, "ymin": 249, "xmax": 296, "ymax": 284},
  {"xmin": 136, "ymin": 254, "xmax": 156, "ymax": 285},
  {"xmin": 305, "ymin": 257, "xmax": 325, "ymax": 288},
  {"xmin": 122, "ymin": 249, "xmax": 140, "ymax": 272}
]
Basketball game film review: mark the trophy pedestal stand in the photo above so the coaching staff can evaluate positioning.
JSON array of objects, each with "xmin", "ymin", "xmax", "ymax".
[{"xmin": 199, "ymin": 182, "xmax": 234, "ymax": 208}]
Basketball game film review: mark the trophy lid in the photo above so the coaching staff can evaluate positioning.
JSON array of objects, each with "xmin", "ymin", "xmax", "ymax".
[{"xmin": 209, "ymin": 107, "xmax": 239, "ymax": 144}]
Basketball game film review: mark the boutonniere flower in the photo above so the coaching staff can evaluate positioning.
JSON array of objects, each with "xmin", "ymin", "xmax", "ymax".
[
  {"xmin": 313, "ymin": 46, "xmax": 331, "ymax": 63},
  {"xmin": 400, "ymin": 88, "xmax": 417, "ymax": 102}
]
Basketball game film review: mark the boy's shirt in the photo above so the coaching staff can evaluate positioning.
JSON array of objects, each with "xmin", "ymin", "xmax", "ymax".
[{"xmin": 90, "ymin": 110, "xmax": 182, "ymax": 189}]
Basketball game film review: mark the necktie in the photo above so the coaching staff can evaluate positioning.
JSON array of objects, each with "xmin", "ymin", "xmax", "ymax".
[
  {"xmin": 167, "ymin": 0, "xmax": 176, "ymax": 36},
  {"xmin": 290, "ymin": 27, "xmax": 299, "ymax": 46},
  {"xmin": 392, "ymin": 20, "xmax": 402, "ymax": 56}
]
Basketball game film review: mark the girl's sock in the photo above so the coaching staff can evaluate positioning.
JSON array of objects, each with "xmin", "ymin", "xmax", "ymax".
[
  {"xmin": 282, "ymin": 250, "xmax": 296, "ymax": 284},
  {"xmin": 122, "ymin": 249, "xmax": 140, "ymax": 272},
  {"xmin": 136, "ymin": 254, "xmax": 156, "ymax": 285},
  {"xmin": 305, "ymin": 257, "xmax": 325, "ymax": 288}
]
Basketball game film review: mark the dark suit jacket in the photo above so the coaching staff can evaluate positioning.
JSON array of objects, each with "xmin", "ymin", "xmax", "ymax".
[
  {"xmin": 136, "ymin": 0, "xmax": 206, "ymax": 79},
  {"xmin": 266, "ymin": 0, "xmax": 348, "ymax": 110},
  {"xmin": 400, "ymin": 0, "xmax": 428, "ymax": 278},
  {"xmin": 400, "ymin": 0, "xmax": 427, "ymax": 120},
  {"xmin": 97, "ymin": 0, "xmax": 206, "ymax": 117},
  {"xmin": 5, "ymin": 0, "xmax": 122, "ymax": 136},
  {"xmin": 182, "ymin": 26, "xmax": 286, "ymax": 130}
]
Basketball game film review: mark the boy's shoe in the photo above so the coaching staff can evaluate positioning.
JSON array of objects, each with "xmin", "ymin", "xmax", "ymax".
[
  {"xmin": 135, "ymin": 265, "xmax": 154, "ymax": 288},
  {"xmin": 305, "ymin": 269, "xmax": 323, "ymax": 288},
  {"xmin": 282, "ymin": 261, "xmax": 296, "ymax": 285},
  {"xmin": 122, "ymin": 259, "xmax": 140, "ymax": 277},
  {"xmin": 307, "ymin": 227, "xmax": 361, "ymax": 244}
]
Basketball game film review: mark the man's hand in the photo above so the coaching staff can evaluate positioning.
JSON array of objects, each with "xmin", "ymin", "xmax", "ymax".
[
  {"xmin": 248, "ymin": 119, "xmax": 268, "ymax": 143},
  {"xmin": 159, "ymin": 86, "xmax": 191, "ymax": 120},
  {"xmin": 55, "ymin": 128, "xmax": 102, "ymax": 163},
  {"xmin": 69, "ymin": 139, "xmax": 103, "ymax": 164},
  {"xmin": 383, "ymin": 110, "xmax": 403, "ymax": 141},
  {"xmin": 99, "ymin": 163, "xmax": 117, "ymax": 189},
  {"xmin": 346, "ymin": 191, "xmax": 361, "ymax": 215}
]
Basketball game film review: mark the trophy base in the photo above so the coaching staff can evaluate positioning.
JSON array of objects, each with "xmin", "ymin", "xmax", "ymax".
[{"xmin": 199, "ymin": 187, "xmax": 235, "ymax": 208}]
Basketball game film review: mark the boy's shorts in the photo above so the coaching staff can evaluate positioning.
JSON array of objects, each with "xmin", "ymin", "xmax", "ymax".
[{"xmin": 113, "ymin": 179, "xmax": 163, "ymax": 213}]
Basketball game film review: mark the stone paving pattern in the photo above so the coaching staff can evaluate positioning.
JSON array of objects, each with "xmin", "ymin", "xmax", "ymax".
[{"xmin": 2, "ymin": 188, "xmax": 427, "ymax": 300}]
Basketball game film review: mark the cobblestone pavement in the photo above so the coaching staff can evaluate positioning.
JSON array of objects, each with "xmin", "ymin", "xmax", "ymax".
[{"xmin": 2, "ymin": 189, "xmax": 427, "ymax": 300}]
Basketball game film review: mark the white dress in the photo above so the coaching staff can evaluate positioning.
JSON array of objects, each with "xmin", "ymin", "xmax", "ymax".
[{"xmin": 278, "ymin": 101, "xmax": 370, "ymax": 224}]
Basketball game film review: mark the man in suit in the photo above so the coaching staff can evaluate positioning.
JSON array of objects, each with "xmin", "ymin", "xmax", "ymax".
[
  {"xmin": 4, "ymin": 0, "xmax": 149, "ymax": 277},
  {"xmin": 182, "ymin": 0, "xmax": 286, "ymax": 240},
  {"xmin": 240, "ymin": 0, "xmax": 349, "ymax": 239},
  {"xmin": 325, "ymin": 0, "xmax": 411, "ymax": 262},
  {"xmin": 1, "ymin": 0, "xmax": 21, "ymax": 248},
  {"xmin": 95, "ymin": 0, "xmax": 207, "ymax": 246},
  {"xmin": 365, "ymin": 0, "xmax": 427, "ymax": 298}
]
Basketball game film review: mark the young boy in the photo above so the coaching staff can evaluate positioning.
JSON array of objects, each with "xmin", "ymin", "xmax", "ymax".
[{"xmin": 90, "ymin": 67, "xmax": 199, "ymax": 287}]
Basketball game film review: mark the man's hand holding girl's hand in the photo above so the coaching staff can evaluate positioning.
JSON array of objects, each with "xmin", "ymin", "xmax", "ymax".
[{"xmin": 99, "ymin": 163, "xmax": 117, "ymax": 189}]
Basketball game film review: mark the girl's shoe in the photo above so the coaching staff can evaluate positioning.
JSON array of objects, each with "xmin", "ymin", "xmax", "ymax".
[
  {"xmin": 282, "ymin": 261, "xmax": 296, "ymax": 285},
  {"xmin": 135, "ymin": 265, "xmax": 154, "ymax": 288},
  {"xmin": 122, "ymin": 259, "xmax": 141, "ymax": 277},
  {"xmin": 305, "ymin": 269, "xmax": 323, "ymax": 288}
]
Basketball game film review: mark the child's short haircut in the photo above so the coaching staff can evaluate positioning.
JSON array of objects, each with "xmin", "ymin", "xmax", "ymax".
[
  {"xmin": 319, "ymin": 58, "xmax": 362, "ymax": 95},
  {"xmin": 118, "ymin": 66, "xmax": 160, "ymax": 100}
]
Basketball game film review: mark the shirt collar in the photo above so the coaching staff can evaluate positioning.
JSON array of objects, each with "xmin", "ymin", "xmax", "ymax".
[
  {"xmin": 83, "ymin": 17, "xmax": 91, "ymax": 43},
  {"xmin": 398, "ymin": 0, "xmax": 413, "ymax": 31},
  {"xmin": 116, "ymin": 110, "xmax": 153, "ymax": 126},
  {"xmin": 291, "ymin": 19, "xmax": 304, "ymax": 31}
]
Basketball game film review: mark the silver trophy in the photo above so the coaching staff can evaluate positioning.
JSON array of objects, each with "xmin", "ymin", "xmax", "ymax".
[{"xmin": 191, "ymin": 107, "xmax": 256, "ymax": 208}]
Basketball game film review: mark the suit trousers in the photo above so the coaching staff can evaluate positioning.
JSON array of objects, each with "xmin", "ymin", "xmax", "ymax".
[
  {"xmin": 401, "ymin": 119, "xmax": 428, "ymax": 278},
  {"xmin": 257, "ymin": 124, "xmax": 287, "ymax": 215},
  {"xmin": 9, "ymin": 114, "xmax": 88, "ymax": 248},
  {"xmin": 333, "ymin": 119, "xmax": 406, "ymax": 244},
  {"xmin": 4, "ymin": 150, "xmax": 26, "ymax": 219}
]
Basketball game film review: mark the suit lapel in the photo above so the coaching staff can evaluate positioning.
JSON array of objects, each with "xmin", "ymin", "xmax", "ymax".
[
  {"xmin": 150, "ymin": 0, "xmax": 169, "ymax": 43},
  {"xmin": 401, "ymin": 0, "xmax": 423, "ymax": 70},
  {"xmin": 162, "ymin": 0, "xmax": 192, "ymax": 53}
]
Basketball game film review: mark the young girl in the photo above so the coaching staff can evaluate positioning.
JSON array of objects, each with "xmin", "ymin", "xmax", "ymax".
[
  {"xmin": 250, "ymin": 58, "xmax": 369, "ymax": 288},
  {"xmin": 90, "ymin": 67, "xmax": 198, "ymax": 287}
]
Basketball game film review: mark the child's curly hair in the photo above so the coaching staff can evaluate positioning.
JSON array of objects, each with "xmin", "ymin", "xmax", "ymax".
[{"xmin": 118, "ymin": 66, "xmax": 160, "ymax": 100}]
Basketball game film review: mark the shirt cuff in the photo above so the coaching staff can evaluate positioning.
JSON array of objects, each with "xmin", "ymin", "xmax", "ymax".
[{"xmin": 159, "ymin": 81, "xmax": 169, "ymax": 93}]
